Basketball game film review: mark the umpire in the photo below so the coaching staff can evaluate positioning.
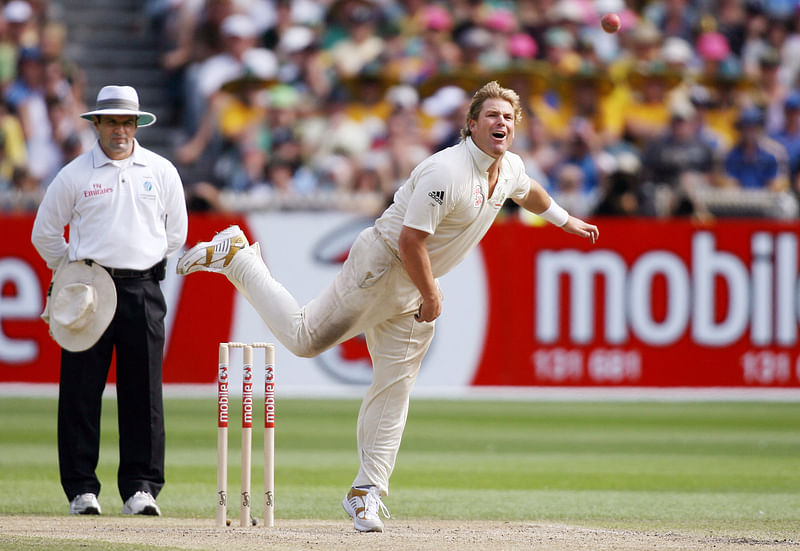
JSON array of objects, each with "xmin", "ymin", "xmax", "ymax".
[{"xmin": 31, "ymin": 85, "xmax": 188, "ymax": 516}]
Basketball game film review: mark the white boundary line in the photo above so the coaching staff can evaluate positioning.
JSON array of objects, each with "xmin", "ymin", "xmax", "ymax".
[{"xmin": 2, "ymin": 383, "xmax": 800, "ymax": 402}]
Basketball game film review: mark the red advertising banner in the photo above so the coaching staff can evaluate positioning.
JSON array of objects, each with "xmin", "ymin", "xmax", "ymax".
[
  {"xmin": 1, "ymin": 213, "xmax": 247, "ymax": 384},
  {"xmin": 475, "ymin": 218, "xmax": 800, "ymax": 387},
  {"xmin": 2, "ymin": 214, "xmax": 799, "ymax": 388}
]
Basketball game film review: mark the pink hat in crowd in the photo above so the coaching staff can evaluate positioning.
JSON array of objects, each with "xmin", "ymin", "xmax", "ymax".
[
  {"xmin": 697, "ymin": 32, "xmax": 731, "ymax": 62},
  {"xmin": 485, "ymin": 9, "xmax": 516, "ymax": 33},
  {"xmin": 509, "ymin": 33, "xmax": 538, "ymax": 59},
  {"xmin": 422, "ymin": 4, "xmax": 452, "ymax": 32}
]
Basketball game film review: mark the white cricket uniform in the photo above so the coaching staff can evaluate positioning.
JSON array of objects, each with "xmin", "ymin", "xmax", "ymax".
[
  {"xmin": 227, "ymin": 137, "xmax": 531, "ymax": 494},
  {"xmin": 32, "ymin": 140, "xmax": 188, "ymax": 270}
]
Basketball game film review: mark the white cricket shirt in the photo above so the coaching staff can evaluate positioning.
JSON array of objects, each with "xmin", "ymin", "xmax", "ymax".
[
  {"xmin": 32, "ymin": 139, "xmax": 188, "ymax": 270},
  {"xmin": 375, "ymin": 137, "xmax": 530, "ymax": 277}
]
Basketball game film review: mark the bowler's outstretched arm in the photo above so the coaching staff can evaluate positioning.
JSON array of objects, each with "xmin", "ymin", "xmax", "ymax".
[{"xmin": 513, "ymin": 178, "xmax": 599, "ymax": 244}]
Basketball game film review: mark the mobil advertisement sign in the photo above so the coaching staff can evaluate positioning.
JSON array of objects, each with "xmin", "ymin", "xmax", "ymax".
[
  {"xmin": 477, "ymin": 219, "xmax": 800, "ymax": 387},
  {"xmin": 1, "ymin": 212, "xmax": 798, "ymax": 391}
]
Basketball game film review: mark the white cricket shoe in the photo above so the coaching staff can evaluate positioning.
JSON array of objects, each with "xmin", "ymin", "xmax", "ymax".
[
  {"xmin": 342, "ymin": 486, "xmax": 390, "ymax": 532},
  {"xmin": 122, "ymin": 491, "xmax": 161, "ymax": 516},
  {"xmin": 69, "ymin": 493, "xmax": 101, "ymax": 515},
  {"xmin": 176, "ymin": 225, "xmax": 249, "ymax": 275}
]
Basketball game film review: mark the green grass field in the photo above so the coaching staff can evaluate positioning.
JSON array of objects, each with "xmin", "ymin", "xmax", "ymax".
[{"xmin": 1, "ymin": 396, "xmax": 799, "ymax": 541}]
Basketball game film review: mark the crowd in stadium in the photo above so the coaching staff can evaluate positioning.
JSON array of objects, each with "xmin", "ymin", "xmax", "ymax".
[{"xmin": 2, "ymin": 0, "xmax": 800, "ymax": 219}]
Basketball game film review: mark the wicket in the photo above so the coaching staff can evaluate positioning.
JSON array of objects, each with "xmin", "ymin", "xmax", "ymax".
[{"xmin": 217, "ymin": 342, "xmax": 276, "ymax": 528}]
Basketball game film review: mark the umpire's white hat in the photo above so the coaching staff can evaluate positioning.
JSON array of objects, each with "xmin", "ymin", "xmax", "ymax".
[
  {"xmin": 48, "ymin": 260, "xmax": 117, "ymax": 352},
  {"xmin": 80, "ymin": 85, "xmax": 157, "ymax": 127}
]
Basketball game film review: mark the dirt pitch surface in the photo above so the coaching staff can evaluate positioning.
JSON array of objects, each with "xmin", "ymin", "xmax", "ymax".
[{"xmin": 1, "ymin": 516, "xmax": 798, "ymax": 550}]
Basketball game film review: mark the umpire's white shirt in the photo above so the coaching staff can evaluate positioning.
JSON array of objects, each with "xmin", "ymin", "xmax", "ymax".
[
  {"xmin": 375, "ymin": 136, "xmax": 531, "ymax": 278},
  {"xmin": 32, "ymin": 139, "xmax": 188, "ymax": 270}
]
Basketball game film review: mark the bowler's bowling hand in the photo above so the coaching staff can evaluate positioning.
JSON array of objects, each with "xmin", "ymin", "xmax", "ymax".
[{"xmin": 562, "ymin": 216, "xmax": 599, "ymax": 244}]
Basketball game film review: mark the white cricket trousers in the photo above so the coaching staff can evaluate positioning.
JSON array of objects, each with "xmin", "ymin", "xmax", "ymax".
[{"xmin": 225, "ymin": 227, "xmax": 435, "ymax": 495}]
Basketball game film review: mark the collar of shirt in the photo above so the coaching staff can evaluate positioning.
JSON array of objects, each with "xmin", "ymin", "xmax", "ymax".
[
  {"xmin": 465, "ymin": 136, "xmax": 497, "ymax": 176},
  {"xmin": 91, "ymin": 139, "xmax": 149, "ymax": 169}
]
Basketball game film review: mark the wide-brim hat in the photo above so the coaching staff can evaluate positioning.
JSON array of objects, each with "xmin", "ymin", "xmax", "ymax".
[
  {"xmin": 627, "ymin": 62, "xmax": 684, "ymax": 90},
  {"xmin": 80, "ymin": 85, "xmax": 157, "ymax": 127},
  {"xmin": 494, "ymin": 60, "xmax": 550, "ymax": 97},
  {"xmin": 555, "ymin": 64, "xmax": 615, "ymax": 97},
  {"xmin": 220, "ymin": 73, "xmax": 278, "ymax": 96},
  {"xmin": 49, "ymin": 260, "xmax": 117, "ymax": 352}
]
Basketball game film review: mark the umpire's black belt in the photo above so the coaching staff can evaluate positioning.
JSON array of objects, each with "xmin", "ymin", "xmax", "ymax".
[{"xmin": 101, "ymin": 259, "xmax": 166, "ymax": 280}]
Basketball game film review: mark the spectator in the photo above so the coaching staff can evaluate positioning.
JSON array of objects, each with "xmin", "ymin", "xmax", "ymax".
[
  {"xmin": 688, "ymin": 84, "xmax": 731, "ymax": 153},
  {"xmin": 276, "ymin": 25, "xmax": 330, "ymax": 100},
  {"xmin": 715, "ymin": 0, "xmax": 748, "ymax": 57},
  {"xmin": 641, "ymin": 100, "xmax": 716, "ymax": 216},
  {"xmin": 593, "ymin": 152, "xmax": 646, "ymax": 216},
  {"xmin": 421, "ymin": 84, "xmax": 468, "ymax": 151},
  {"xmin": 409, "ymin": 3, "xmax": 461, "ymax": 81},
  {"xmin": 379, "ymin": 103, "xmax": 430, "ymax": 194},
  {"xmin": 4, "ymin": 0, "xmax": 37, "ymax": 49},
  {"xmin": 724, "ymin": 106, "xmax": 790, "ymax": 191},
  {"xmin": 623, "ymin": 62, "xmax": 683, "ymax": 147},
  {"xmin": 740, "ymin": 6, "xmax": 770, "ymax": 77},
  {"xmin": 121, "ymin": 0, "xmax": 800, "ymax": 219},
  {"xmin": 514, "ymin": 109, "xmax": 557, "ymax": 189},
  {"xmin": 302, "ymin": 87, "xmax": 370, "ymax": 185},
  {"xmin": 12, "ymin": 47, "xmax": 63, "ymax": 186},
  {"xmin": 644, "ymin": 0, "xmax": 697, "ymax": 42},
  {"xmin": 39, "ymin": 22, "xmax": 87, "ymax": 117},
  {"xmin": 180, "ymin": 73, "xmax": 273, "ymax": 208},
  {"xmin": 0, "ymin": 164, "xmax": 39, "ymax": 211},
  {"xmin": 154, "ymin": 0, "xmax": 214, "ymax": 126},
  {"xmin": 758, "ymin": 48, "xmax": 789, "ymax": 133},
  {"xmin": 662, "ymin": 36, "xmax": 695, "ymax": 99},
  {"xmin": 547, "ymin": 0, "xmax": 585, "ymax": 46},
  {"xmin": 161, "ymin": 0, "xmax": 237, "ymax": 74},
  {"xmin": 476, "ymin": 7, "xmax": 518, "ymax": 70},
  {"xmin": 554, "ymin": 117, "xmax": 604, "ymax": 198},
  {"xmin": 183, "ymin": 12, "xmax": 277, "ymax": 135},
  {"xmin": 176, "ymin": 14, "xmax": 278, "ymax": 166},
  {"xmin": 38, "ymin": 58, "xmax": 90, "ymax": 184},
  {"xmin": 697, "ymin": 56, "xmax": 747, "ymax": 150},
  {"xmin": 536, "ymin": 67, "xmax": 621, "ymax": 146},
  {"xmin": 779, "ymin": 9, "xmax": 800, "ymax": 91},
  {"xmin": 618, "ymin": 20, "xmax": 665, "ymax": 72},
  {"xmin": 0, "ymin": 12, "xmax": 18, "ymax": 89},
  {"xmin": 5, "ymin": 45, "xmax": 43, "ymax": 110},
  {"xmin": 550, "ymin": 162, "xmax": 594, "ymax": 218},
  {"xmin": 541, "ymin": 26, "xmax": 580, "ymax": 74},
  {"xmin": 328, "ymin": 2, "xmax": 384, "ymax": 79},
  {"xmin": 769, "ymin": 90, "xmax": 800, "ymax": 185},
  {"xmin": 0, "ymin": 96, "xmax": 26, "ymax": 181}
]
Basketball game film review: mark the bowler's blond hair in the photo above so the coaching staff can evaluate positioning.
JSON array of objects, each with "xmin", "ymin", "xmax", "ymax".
[{"xmin": 461, "ymin": 81, "xmax": 522, "ymax": 140}]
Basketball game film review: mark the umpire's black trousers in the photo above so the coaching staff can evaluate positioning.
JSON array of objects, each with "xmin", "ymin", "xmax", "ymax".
[{"xmin": 58, "ymin": 269, "xmax": 166, "ymax": 503}]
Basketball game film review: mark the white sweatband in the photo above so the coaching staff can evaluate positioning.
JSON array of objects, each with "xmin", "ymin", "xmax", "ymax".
[{"xmin": 538, "ymin": 199, "xmax": 569, "ymax": 227}]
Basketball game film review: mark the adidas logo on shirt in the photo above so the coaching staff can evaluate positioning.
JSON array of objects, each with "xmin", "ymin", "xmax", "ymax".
[{"xmin": 428, "ymin": 190, "xmax": 444, "ymax": 205}]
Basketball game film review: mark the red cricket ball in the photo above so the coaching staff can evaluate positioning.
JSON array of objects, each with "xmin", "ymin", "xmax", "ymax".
[{"xmin": 601, "ymin": 13, "xmax": 621, "ymax": 33}]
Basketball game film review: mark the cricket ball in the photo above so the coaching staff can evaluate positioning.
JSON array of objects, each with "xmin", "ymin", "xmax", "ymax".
[{"xmin": 601, "ymin": 13, "xmax": 621, "ymax": 33}]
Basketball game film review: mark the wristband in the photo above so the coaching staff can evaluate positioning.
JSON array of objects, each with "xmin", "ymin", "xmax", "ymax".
[{"xmin": 538, "ymin": 199, "xmax": 569, "ymax": 227}]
